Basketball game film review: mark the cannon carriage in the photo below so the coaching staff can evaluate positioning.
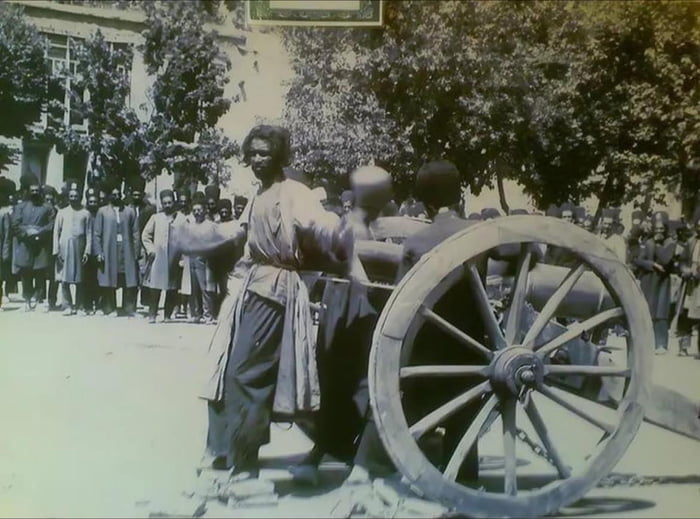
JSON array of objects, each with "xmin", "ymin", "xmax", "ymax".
[{"xmin": 311, "ymin": 214, "xmax": 661, "ymax": 518}]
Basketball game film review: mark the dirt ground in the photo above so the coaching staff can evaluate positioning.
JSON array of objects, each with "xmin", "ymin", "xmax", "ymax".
[{"xmin": 0, "ymin": 300, "xmax": 698, "ymax": 518}]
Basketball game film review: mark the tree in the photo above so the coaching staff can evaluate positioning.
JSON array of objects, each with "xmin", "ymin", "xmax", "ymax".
[
  {"xmin": 47, "ymin": 29, "xmax": 145, "ymax": 188},
  {"xmin": 281, "ymin": 1, "xmax": 700, "ymax": 212},
  {"xmin": 0, "ymin": 3, "xmax": 59, "ymax": 171},
  {"xmin": 139, "ymin": 0, "xmax": 238, "ymax": 190}
]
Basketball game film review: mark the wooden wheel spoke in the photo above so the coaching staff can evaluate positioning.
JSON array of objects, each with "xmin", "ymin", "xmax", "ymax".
[
  {"xmin": 524, "ymin": 399, "xmax": 571, "ymax": 479},
  {"xmin": 400, "ymin": 365, "xmax": 490, "ymax": 379},
  {"xmin": 466, "ymin": 263, "xmax": 507, "ymax": 350},
  {"xmin": 502, "ymin": 397, "xmax": 518, "ymax": 496},
  {"xmin": 537, "ymin": 385, "xmax": 615, "ymax": 434},
  {"xmin": 420, "ymin": 305, "xmax": 494, "ymax": 360},
  {"xmin": 410, "ymin": 381, "xmax": 492, "ymax": 439},
  {"xmin": 545, "ymin": 365, "xmax": 631, "ymax": 377},
  {"xmin": 522, "ymin": 264, "xmax": 587, "ymax": 349},
  {"xmin": 505, "ymin": 246, "xmax": 533, "ymax": 344},
  {"xmin": 535, "ymin": 307, "xmax": 625, "ymax": 358},
  {"xmin": 444, "ymin": 394, "xmax": 499, "ymax": 481}
]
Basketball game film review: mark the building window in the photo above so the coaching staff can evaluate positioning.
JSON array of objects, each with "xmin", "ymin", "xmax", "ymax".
[{"xmin": 44, "ymin": 33, "xmax": 86, "ymax": 130}]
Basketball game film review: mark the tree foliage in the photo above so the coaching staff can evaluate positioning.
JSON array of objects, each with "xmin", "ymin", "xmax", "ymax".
[
  {"xmin": 0, "ymin": 3, "xmax": 58, "ymax": 170},
  {"xmin": 139, "ymin": 0, "xmax": 238, "ymax": 189},
  {"xmin": 47, "ymin": 30, "xmax": 144, "ymax": 187},
  {"xmin": 282, "ymin": 1, "xmax": 700, "ymax": 212}
]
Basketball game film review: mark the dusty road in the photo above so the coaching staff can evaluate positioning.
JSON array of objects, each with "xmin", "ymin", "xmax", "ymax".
[{"xmin": 0, "ymin": 300, "xmax": 699, "ymax": 518}]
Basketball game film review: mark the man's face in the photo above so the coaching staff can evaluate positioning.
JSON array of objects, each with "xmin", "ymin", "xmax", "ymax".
[
  {"xmin": 582, "ymin": 218, "xmax": 593, "ymax": 232},
  {"xmin": 192, "ymin": 203, "xmax": 205, "ymax": 223},
  {"xmin": 342, "ymin": 200, "xmax": 353, "ymax": 214},
  {"xmin": 68, "ymin": 190, "xmax": 80, "ymax": 208},
  {"xmin": 8, "ymin": 194, "xmax": 16, "ymax": 206},
  {"xmin": 206, "ymin": 198, "xmax": 217, "ymax": 214},
  {"xmin": 632, "ymin": 217, "xmax": 642, "ymax": 228},
  {"xmin": 44, "ymin": 192, "xmax": 55, "ymax": 206},
  {"xmin": 642, "ymin": 219, "xmax": 652, "ymax": 234},
  {"xmin": 561, "ymin": 210, "xmax": 573, "ymax": 223},
  {"xmin": 219, "ymin": 207, "xmax": 232, "ymax": 222},
  {"xmin": 161, "ymin": 195, "xmax": 175, "ymax": 214},
  {"xmin": 234, "ymin": 203, "xmax": 245, "ymax": 220},
  {"xmin": 87, "ymin": 195, "xmax": 99, "ymax": 212},
  {"xmin": 601, "ymin": 217, "xmax": 613, "ymax": 236},
  {"xmin": 178, "ymin": 194, "xmax": 190, "ymax": 211},
  {"xmin": 29, "ymin": 185, "xmax": 41, "ymax": 202},
  {"xmin": 249, "ymin": 138, "xmax": 274, "ymax": 180},
  {"xmin": 98, "ymin": 191, "xmax": 107, "ymax": 206},
  {"xmin": 131, "ymin": 190, "xmax": 143, "ymax": 205},
  {"xmin": 653, "ymin": 223, "xmax": 666, "ymax": 243},
  {"xmin": 110, "ymin": 188, "xmax": 121, "ymax": 205}
]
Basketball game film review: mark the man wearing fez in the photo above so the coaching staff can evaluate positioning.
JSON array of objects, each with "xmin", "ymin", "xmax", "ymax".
[
  {"xmin": 340, "ymin": 190, "xmax": 354, "ymax": 214},
  {"xmin": 600, "ymin": 208, "xmax": 626, "ymax": 262},
  {"xmin": 12, "ymin": 175, "xmax": 55, "ymax": 311},
  {"xmin": 233, "ymin": 195, "xmax": 248, "ymax": 221},
  {"xmin": 217, "ymin": 198, "xmax": 233, "ymax": 223},
  {"xmin": 94, "ymin": 178, "xmax": 140, "ymax": 317},
  {"xmin": 633, "ymin": 211, "xmax": 678, "ymax": 354},
  {"xmin": 187, "ymin": 192, "xmax": 217, "ymax": 324},
  {"xmin": 83, "ymin": 187, "xmax": 102, "ymax": 314},
  {"xmin": 176, "ymin": 189, "xmax": 191, "ymax": 217},
  {"xmin": 40, "ymin": 184, "xmax": 60, "ymax": 311},
  {"xmin": 128, "ymin": 176, "xmax": 156, "ymax": 308},
  {"xmin": 559, "ymin": 202, "xmax": 575, "ymax": 223},
  {"xmin": 53, "ymin": 182, "xmax": 92, "ymax": 316},
  {"xmin": 204, "ymin": 185, "xmax": 221, "ymax": 223},
  {"xmin": 175, "ymin": 125, "xmax": 354, "ymax": 484},
  {"xmin": 141, "ymin": 189, "xmax": 185, "ymax": 323},
  {"xmin": 0, "ymin": 178, "xmax": 14, "ymax": 308}
]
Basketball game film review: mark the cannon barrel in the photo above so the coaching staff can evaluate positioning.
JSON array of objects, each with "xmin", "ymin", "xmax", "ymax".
[{"xmin": 356, "ymin": 240, "xmax": 615, "ymax": 319}]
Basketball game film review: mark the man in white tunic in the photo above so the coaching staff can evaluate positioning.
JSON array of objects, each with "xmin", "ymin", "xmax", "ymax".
[{"xmin": 53, "ymin": 182, "xmax": 92, "ymax": 315}]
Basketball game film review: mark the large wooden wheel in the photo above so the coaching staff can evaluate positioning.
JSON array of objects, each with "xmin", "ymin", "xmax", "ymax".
[{"xmin": 368, "ymin": 216, "xmax": 653, "ymax": 518}]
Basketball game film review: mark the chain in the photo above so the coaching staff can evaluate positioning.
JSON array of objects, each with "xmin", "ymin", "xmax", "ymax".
[{"xmin": 516, "ymin": 427, "xmax": 556, "ymax": 466}]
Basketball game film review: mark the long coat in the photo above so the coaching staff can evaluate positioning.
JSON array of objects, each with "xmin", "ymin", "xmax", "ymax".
[
  {"xmin": 130, "ymin": 201, "xmax": 156, "ymax": 279},
  {"xmin": 634, "ymin": 237, "xmax": 677, "ymax": 320},
  {"xmin": 11, "ymin": 200, "xmax": 54, "ymax": 271},
  {"xmin": 141, "ymin": 211, "xmax": 185, "ymax": 291},
  {"xmin": 93, "ymin": 204, "xmax": 140, "ymax": 288},
  {"xmin": 0, "ymin": 207, "xmax": 11, "ymax": 280},
  {"xmin": 681, "ymin": 237, "xmax": 700, "ymax": 320},
  {"xmin": 53, "ymin": 206, "xmax": 92, "ymax": 283}
]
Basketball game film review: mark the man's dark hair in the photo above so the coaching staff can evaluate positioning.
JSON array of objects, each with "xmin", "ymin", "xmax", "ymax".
[
  {"xmin": 415, "ymin": 160, "xmax": 461, "ymax": 209},
  {"xmin": 241, "ymin": 125, "xmax": 291, "ymax": 168}
]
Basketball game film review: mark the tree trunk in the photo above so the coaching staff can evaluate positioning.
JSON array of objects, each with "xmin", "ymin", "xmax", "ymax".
[{"xmin": 496, "ymin": 171, "xmax": 510, "ymax": 215}]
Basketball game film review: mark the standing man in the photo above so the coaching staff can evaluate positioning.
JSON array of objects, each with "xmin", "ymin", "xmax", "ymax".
[
  {"xmin": 340, "ymin": 190, "xmax": 354, "ymax": 214},
  {"xmin": 128, "ymin": 176, "xmax": 156, "ymax": 309},
  {"xmin": 53, "ymin": 182, "xmax": 92, "ymax": 316},
  {"xmin": 176, "ymin": 189, "xmax": 191, "ymax": 218},
  {"xmin": 141, "ymin": 189, "xmax": 185, "ymax": 323},
  {"xmin": 179, "ymin": 125, "xmax": 353, "ymax": 483},
  {"xmin": 94, "ymin": 179, "xmax": 140, "ymax": 317},
  {"xmin": 217, "ymin": 198, "xmax": 233, "ymax": 223},
  {"xmin": 0, "ymin": 178, "xmax": 14, "ymax": 308},
  {"xmin": 600, "ymin": 208, "xmax": 627, "ymax": 262},
  {"xmin": 634, "ymin": 211, "xmax": 678, "ymax": 355},
  {"xmin": 41, "ymin": 184, "xmax": 60, "ymax": 311},
  {"xmin": 204, "ymin": 185, "xmax": 221, "ymax": 223},
  {"xmin": 187, "ymin": 192, "xmax": 217, "ymax": 324},
  {"xmin": 11, "ymin": 175, "xmax": 54, "ymax": 311},
  {"xmin": 83, "ymin": 187, "xmax": 101, "ymax": 314},
  {"xmin": 233, "ymin": 195, "xmax": 248, "ymax": 221}
]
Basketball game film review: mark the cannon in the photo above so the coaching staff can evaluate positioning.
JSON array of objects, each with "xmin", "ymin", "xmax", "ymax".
[{"xmin": 312, "ymin": 214, "xmax": 698, "ymax": 518}]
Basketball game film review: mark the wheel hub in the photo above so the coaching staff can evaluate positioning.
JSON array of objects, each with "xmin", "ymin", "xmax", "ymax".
[{"xmin": 490, "ymin": 346, "xmax": 544, "ymax": 396}]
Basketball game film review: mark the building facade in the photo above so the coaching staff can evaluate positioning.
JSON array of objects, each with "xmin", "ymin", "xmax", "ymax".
[{"xmin": 2, "ymin": 0, "xmax": 293, "ymax": 201}]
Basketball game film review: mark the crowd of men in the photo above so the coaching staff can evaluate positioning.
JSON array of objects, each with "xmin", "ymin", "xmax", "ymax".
[{"xmin": 0, "ymin": 174, "xmax": 248, "ymax": 324}]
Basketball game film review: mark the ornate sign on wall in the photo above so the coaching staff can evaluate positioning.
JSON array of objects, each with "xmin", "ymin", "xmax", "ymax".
[{"xmin": 246, "ymin": 0, "xmax": 383, "ymax": 27}]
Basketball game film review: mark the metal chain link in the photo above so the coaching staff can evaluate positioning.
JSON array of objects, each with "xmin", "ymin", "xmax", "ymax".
[{"xmin": 516, "ymin": 427, "xmax": 556, "ymax": 466}]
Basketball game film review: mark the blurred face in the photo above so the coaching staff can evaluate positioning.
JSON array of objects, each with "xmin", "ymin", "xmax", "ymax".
[
  {"xmin": 8, "ymin": 193, "xmax": 16, "ymax": 206},
  {"xmin": 87, "ymin": 195, "xmax": 99, "ymax": 212},
  {"xmin": 582, "ymin": 218, "xmax": 593, "ymax": 232},
  {"xmin": 131, "ymin": 190, "xmax": 143, "ymax": 205},
  {"xmin": 219, "ymin": 207, "xmax": 232, "ymax": 221},
  {"xmin": 110, "ymin": 188, "xmax": 121, "ymax": 205},
  {"xmin": 342, "ymin": 200, "xmax": 353, "ymax": 214},
  {"xmin": 653, "ymin": 223, "xmax": 666, "ymax": 242},
  {"xmin": 68, "ymin": 190, "xmax": 80, "ymax": 208},
  {"xmin": 98, "ymin": 191, "xmax": 107, "ymax": 206},
  {"xmin": 206, "ymin": 198, "xmax": 217, "ymax": 214},
  {"xmin": 44, "ymin": 192, "xmax": 55, "ymax": 206},
  {"xmin": 249, "ymin": 138, "xmax": 274, "ymax": 180},
  {"xmin": 178, "ymin": 194, "xmax": 190, "ymax": 211},
  {"xmin": 234, "ymin": 203, "xmax": 245, "ymax": 220},
  {"xmin": 631, "ymin": 217, "xmax": 642, "ymax": 227},
  {"xmin": 561, "ymin": 210, "xmax": 573, "ymax": 223},
  {"xmin": 161, "ymin": 195, "xmax": 175, "ymax": 214},
  {"xmin": 642, "ymin": 219, "xmax": 652, "ymax": 233},
  {"xmin": 601, "ymin": 217, "xmax": 613, "ymax": 236},
  {"xmin": 192, "ymin": 203, "xmax": 205, "ymax": 223},
  {"xmin": 29, "ymin": 185, "xmax": 41, "ymax": 202}
]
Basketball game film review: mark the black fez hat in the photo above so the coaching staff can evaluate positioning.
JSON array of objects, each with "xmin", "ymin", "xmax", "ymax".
[
  {"xmin": 129, "ymin": 176, "xmax": 146, "ymax": 192},
  {"xmin": 467, "ymin": 212, "xmax": 483, "ymax": 220},
  {"xmin": 601, "ymin": 208, "xmax": 616, "ymax": 219},
  {"xmin": 574, "ymin": 206, "xmax": 586, "ymax": 220},
  {"xmin": 85, "ymin": 187, "xmax": 98, "ymax": 198},
  {"xmin": 559, "ymin": 202, "xmax": 574, "ymax": 214},
  {"xmin": 545, "ymin": 204, "xmax": 560, "ymax": 217},
  {"xmin": 66, "ymin": 181, "xmax": 82, "ymax": 195},
  {"xmin": 481, "ymin": 207, "xmax": 501, "ymax": 219},
  {"xmin": 653, "ymin": 210, "xmax": 669, "ymax": 224},
  {"xmin": 509, "ymin": 208, "xmax": 528, "ymax": 215},
  {"xmin": 101, "ymin": 176, "xmax": 122, "ymax": 193},
  {"xmin": 234, "ymin": 195, "xmax": 248, "ymax": 206},
  {"xmin": 192, "ymin": 191, "xmax": 206, "ymax": 204},
  {"xmin": 20, "ymin": 173, "xmax": 40, "ymax": 189},
  {"xmin": 42, "ymin": 185, "xmax": 58, "ymax": 197},
  {"xmin": 217, "ymin": 198, "xmax": 232, "ymax": 211},
  {"xmin": 381, "ymin": 199, "xmax": 399, "ymax": 217},
  {"xmin": 415, "ymin": 160, "xmax": 461, "ymax": 208},
  {"xmin": 159, "ymin": 189, "xmax": 174, "ymax": 200},
  {"xmin": 204, "ymin": 185, "xmax": 221, "ymax": 201},
  {"xmin": 175, "ymin": 189, "xmax": 189, "ymax": 201},
  {"xmin": 631, "ymin": 210, "xmax": 644, "ymax": 221}
]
